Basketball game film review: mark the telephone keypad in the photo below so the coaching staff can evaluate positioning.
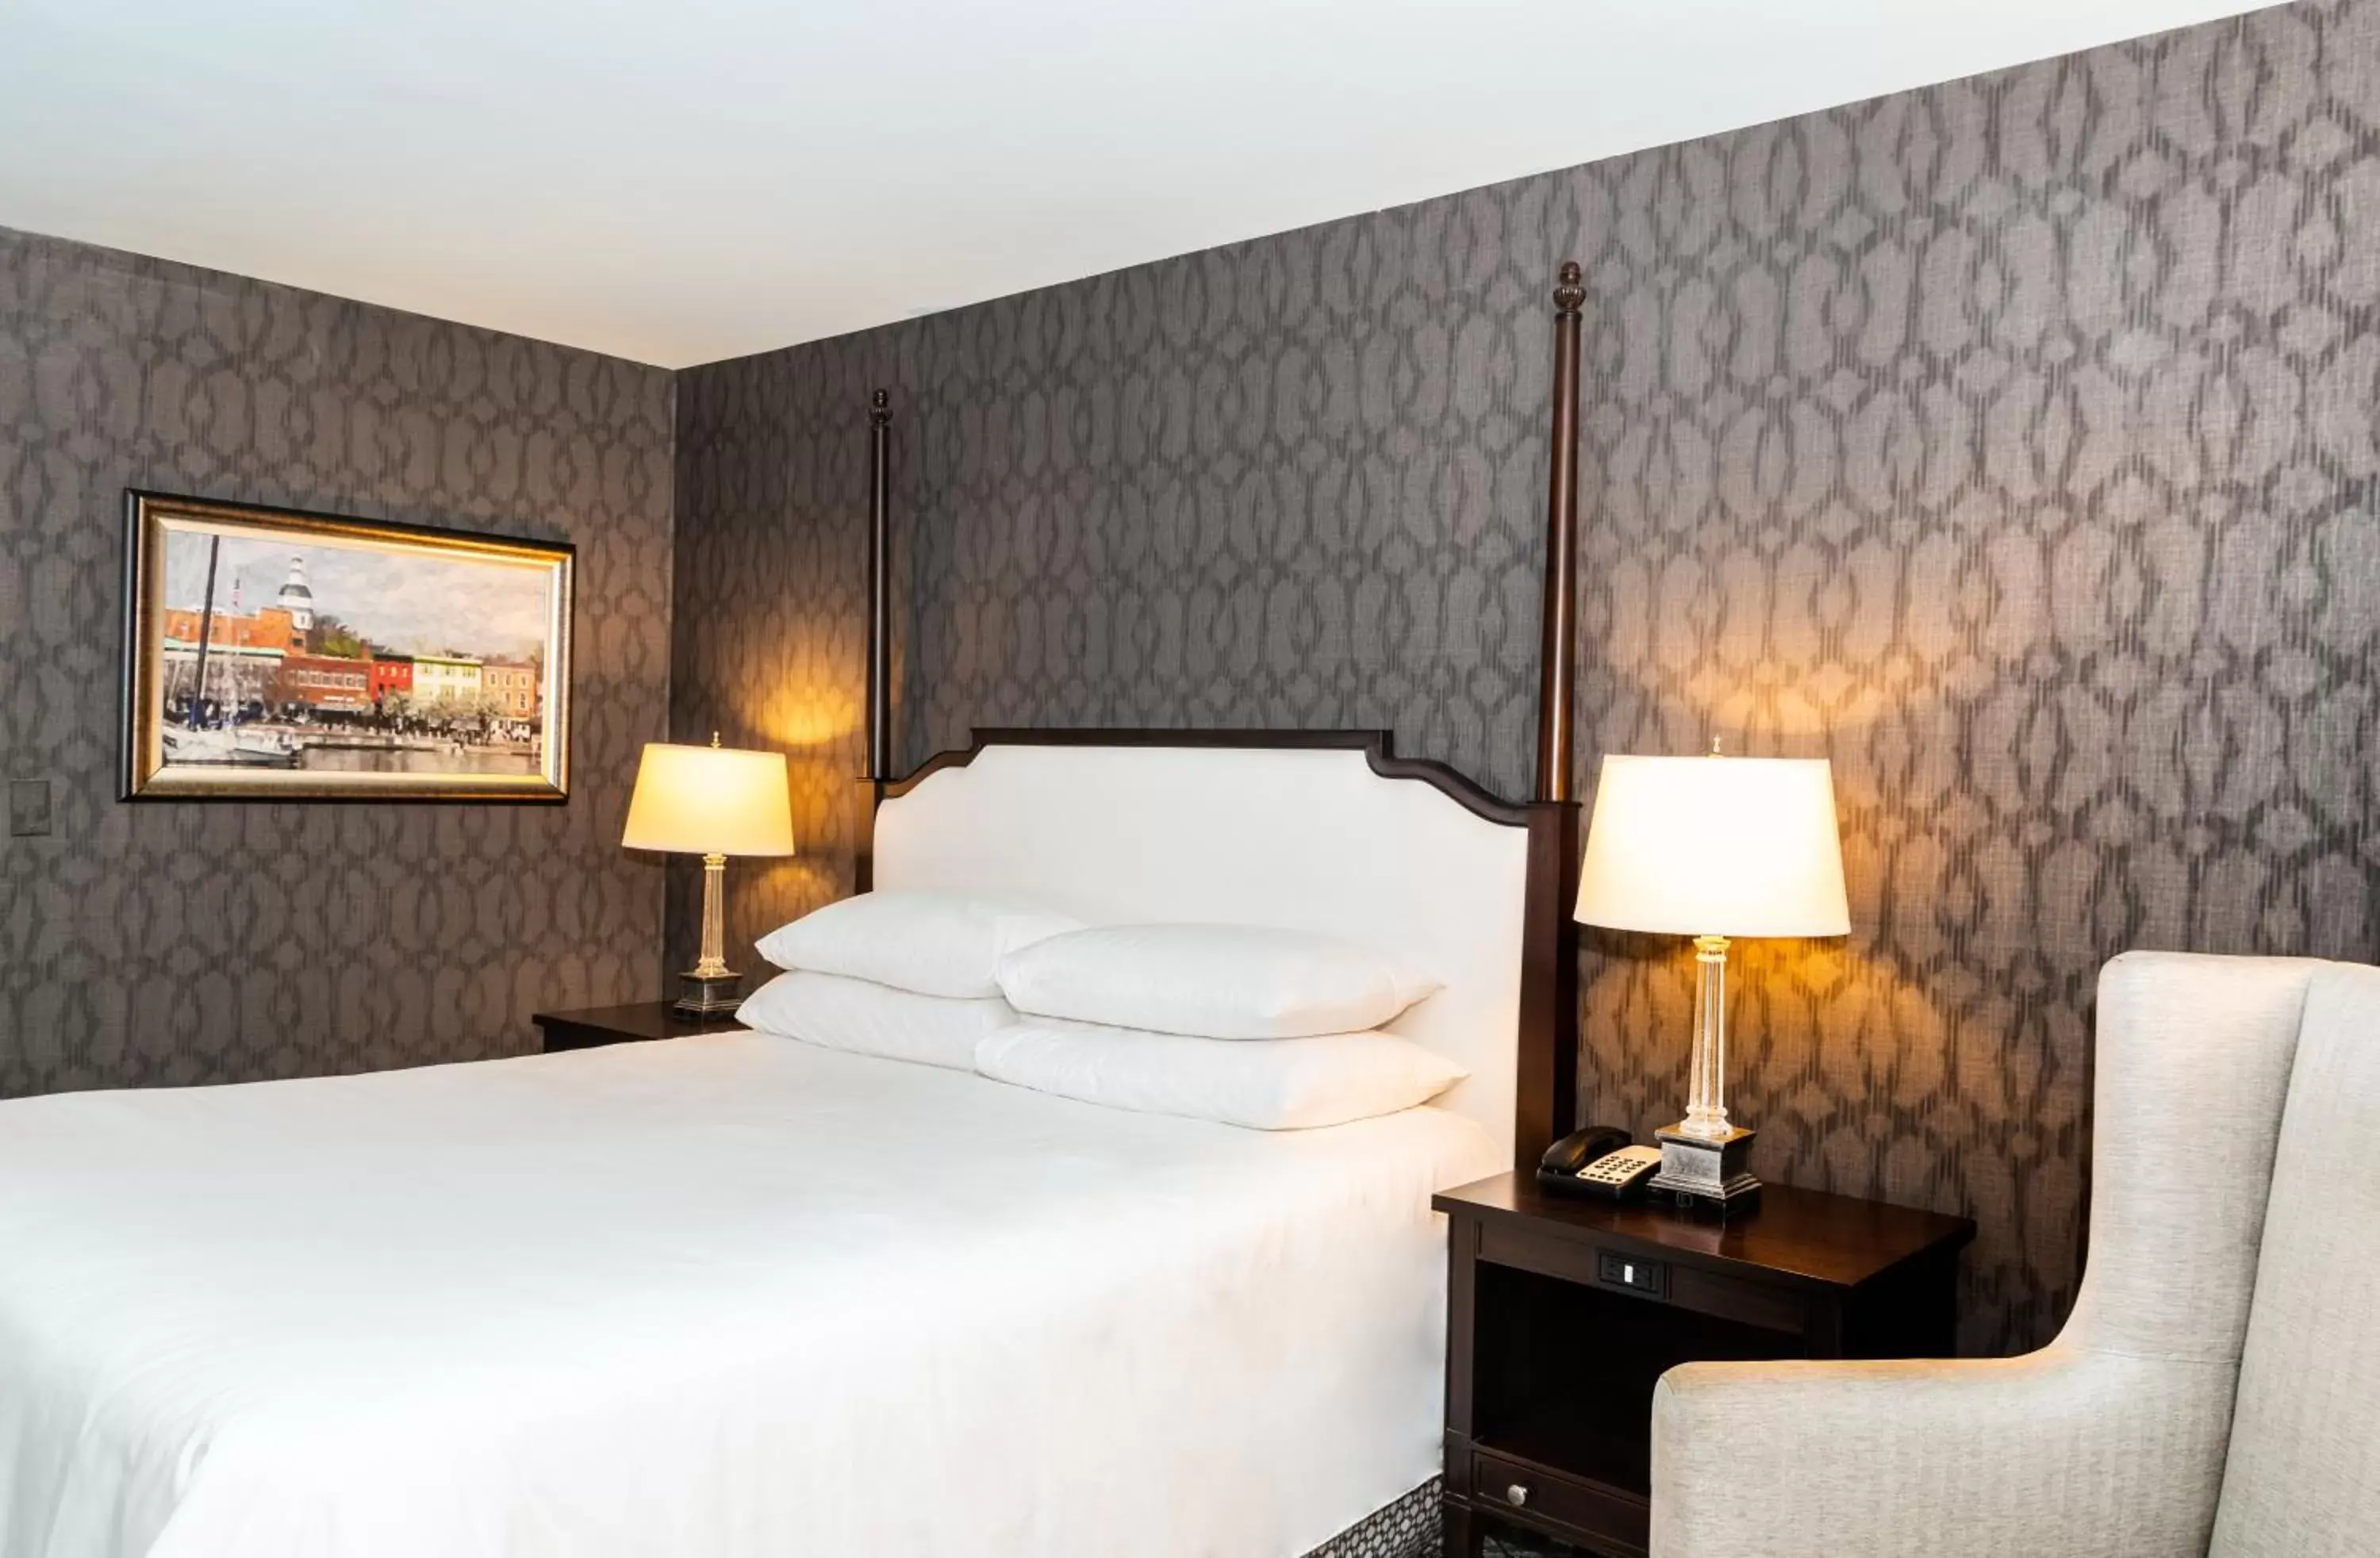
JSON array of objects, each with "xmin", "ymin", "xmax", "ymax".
[{"xmin": 1576, "ymin": 1145, "xmax": 1663, "ymax": 1185}]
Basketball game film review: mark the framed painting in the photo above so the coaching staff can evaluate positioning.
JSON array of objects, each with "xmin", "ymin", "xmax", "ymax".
[{"xmin": 120, "ymin": 492, "xmax": 574, "ymax": 802}]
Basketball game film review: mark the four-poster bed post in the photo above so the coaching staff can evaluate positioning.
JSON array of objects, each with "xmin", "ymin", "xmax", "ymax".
[
  {"xmin": 864, "ymin": 388, "xmax": 892, "ymax": 781},
  {"xmin": 1514, "ymin": 259, "xmax": 1585, "ymax": 1170},
  {"xmin": 847, "ymin": 263, "xmax": 1588, "ymax": 1170},
  {"xmin": 1535, "ymin": 260, "xmax": 1585, "ymax": 804},
  {"xmin": 854, "ymin": 387, "xmax": 892, "ymax": 893}
]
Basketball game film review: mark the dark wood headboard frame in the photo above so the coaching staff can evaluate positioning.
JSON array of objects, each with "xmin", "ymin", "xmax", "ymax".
[{"xmin": 849, "ymin": 263, "xmax": 1587, "ymax": 1173}]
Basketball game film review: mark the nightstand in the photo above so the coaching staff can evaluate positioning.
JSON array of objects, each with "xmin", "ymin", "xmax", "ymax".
[
  {"xmin": 1434, "ymin": 1172, "xmax": 1974, "ymax": 1558},
  {"xmin": 532, "ymin": 1001, "xmax": 747, "ymax": 1053}
]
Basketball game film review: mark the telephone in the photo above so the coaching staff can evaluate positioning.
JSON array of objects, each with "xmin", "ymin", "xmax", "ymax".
[{"xmin": 1537, "ymin": 1126, "xmax": 1663, "ymax": 1201}]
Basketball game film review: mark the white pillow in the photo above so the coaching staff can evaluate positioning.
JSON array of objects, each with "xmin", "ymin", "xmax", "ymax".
[
  {"xmin": 996, "ymin": 923, "xmax": 1441, "ymax": 1038},
  {"xmin": 755, "ymin": 890, "xmax": 1081, "ymax": 999},
  {"xmin": 737, "ymin": 970, "xmax": 1015, "ymax": 1070},
  {"xmin": 973, "ymin": 1021, "xmax": 1466, "ymax": 1130}
]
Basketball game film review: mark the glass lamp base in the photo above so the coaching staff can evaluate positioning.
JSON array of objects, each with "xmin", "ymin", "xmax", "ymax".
[
  {"xmin": 674, "ymin": 969, "xmax": 743, "ymax": 1015},
  {"xmin": 1649, "ymin": 1121, "xmax": 1762, "ymax": 1217}
]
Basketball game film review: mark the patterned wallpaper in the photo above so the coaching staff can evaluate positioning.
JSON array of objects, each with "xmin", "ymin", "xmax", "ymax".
[
  {"xmin": 675, "ymin": 0, "xmax": 2380, "ymax": 1353},
  {"xmin": 0, "ymin": 228, "xmax": 676, "ymax": 1096}
]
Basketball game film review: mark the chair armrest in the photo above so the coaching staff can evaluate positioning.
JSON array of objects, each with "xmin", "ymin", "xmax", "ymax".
[{"xmin": 1649, "ymin": 1346, "xmax": 2234, "ymax": 1558}]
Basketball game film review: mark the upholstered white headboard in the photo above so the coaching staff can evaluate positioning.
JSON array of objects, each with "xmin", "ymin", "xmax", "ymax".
[{"xmin": 874, "ymin": 735, "xmax": 1532, "ymax": 1160}]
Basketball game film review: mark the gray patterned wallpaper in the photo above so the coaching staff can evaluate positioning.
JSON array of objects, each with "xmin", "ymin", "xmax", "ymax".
[
  {"xmin": 674, "ymin": 0, "xmax": 2380, "ymax": 1353},
  {"xmin": 0, "ymin": 228, "xmax": 675, "ymax": 1096}
]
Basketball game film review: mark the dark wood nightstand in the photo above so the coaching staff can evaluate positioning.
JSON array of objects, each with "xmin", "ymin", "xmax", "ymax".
[
  {"xmin": 1434, "ymin": 1172, "xmax": 1974, "ymax": 1558},
  {"xmin": 532, "ymin": 1001, "xmax": 747, "ymax": 1053}
]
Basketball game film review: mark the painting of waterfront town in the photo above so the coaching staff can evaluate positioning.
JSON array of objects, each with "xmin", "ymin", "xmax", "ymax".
[{"xmin": 122, "ymin": 494, "xmax": 573, "ymax": 800}]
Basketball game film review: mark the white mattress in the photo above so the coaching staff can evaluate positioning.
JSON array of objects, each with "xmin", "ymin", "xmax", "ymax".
[{"xmin": 0, "ymin": 1035, "xmax": 1498, "ymax": 1558}]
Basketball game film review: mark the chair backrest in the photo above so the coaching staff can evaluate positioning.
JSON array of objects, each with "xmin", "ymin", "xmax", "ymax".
[
  {"xmin": 2064, "ymin": 952, "xmax": 2317, "ymax": 1363},
  {"xmin": 2209, "ymin": 961, "xmax": 2380, "ymax": 1556},
  {"xmin": 2052, "ymin": 952, "xmax": 2318, "ymax": 1552}
]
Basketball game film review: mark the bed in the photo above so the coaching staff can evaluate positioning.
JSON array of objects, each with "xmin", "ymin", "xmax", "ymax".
[
  {"xmin": 0, "ymin": 1034, "xmax": 1495, "ymax": 1558},
  {"xmin": 2, "ymin": 268, "xmax": 1591, "ymax": 1558}
]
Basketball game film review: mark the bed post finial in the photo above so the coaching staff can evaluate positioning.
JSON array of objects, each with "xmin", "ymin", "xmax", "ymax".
[
  {"xmin": 1553, "ymin": 259, "xmax": 1585, "ymax": 314},
  {"xmin": 1534, "ymin": 262, "xmax": 1585, "ymax": 804}
]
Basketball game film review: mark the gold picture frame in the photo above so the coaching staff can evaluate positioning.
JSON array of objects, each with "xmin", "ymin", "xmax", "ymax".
[{"xmin": 121, "ymin": 492, "xmax": 574, "ymax": 803}]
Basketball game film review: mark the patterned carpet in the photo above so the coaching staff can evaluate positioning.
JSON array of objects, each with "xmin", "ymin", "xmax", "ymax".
[
  {"xmin": 1480, "ymin": 1530, "xmax": 1586, "ymax": 1557},
  {"xmin": 1296, "ymin": 1479, "xmax": 1587, "ymax": 1558}
]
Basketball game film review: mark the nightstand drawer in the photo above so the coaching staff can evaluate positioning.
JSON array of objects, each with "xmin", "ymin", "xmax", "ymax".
[
  {"xmin": 1477, "ymin": 1217, "xmax": 1806, "ymax": 1334},
  {"xmin": 1472, "ymin": 1450, "xmax": 1648, "ymax": 1555}
]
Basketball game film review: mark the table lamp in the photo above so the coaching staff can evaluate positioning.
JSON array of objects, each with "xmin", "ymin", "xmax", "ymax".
[
  {"xmin": 623, "ymin": 735, "xmax": 796, "ymax": 1015},
  {"xmin": 1573, "ymin": 750, "xmax": 1849, "ymax": 1214}
]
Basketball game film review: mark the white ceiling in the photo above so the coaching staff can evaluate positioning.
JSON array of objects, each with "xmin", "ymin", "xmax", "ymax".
[{"xmin": 0, "ymin": 0, "xmax": 2276, "ymax": 369}]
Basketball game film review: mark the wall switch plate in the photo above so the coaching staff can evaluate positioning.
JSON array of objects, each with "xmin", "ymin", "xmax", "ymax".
[{"xmin": 9, "ymin": 779, "xmax": 52, "ymax": 837}]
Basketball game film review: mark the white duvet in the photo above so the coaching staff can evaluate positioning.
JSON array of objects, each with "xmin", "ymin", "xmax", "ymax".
[{"xmin": 0, "ymin": 1034, "xmax": 1496, "ymax": 1558}]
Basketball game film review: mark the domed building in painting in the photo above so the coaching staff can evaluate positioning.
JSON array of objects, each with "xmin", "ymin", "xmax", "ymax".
[{"xmin": 277, "ymin": 555, "xmax": 315, "ymax": 631}]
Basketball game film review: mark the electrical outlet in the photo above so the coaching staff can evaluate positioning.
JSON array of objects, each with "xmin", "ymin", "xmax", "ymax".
[{"xmin": 9, "ymin": 779, "xmax": 52, "ymax": 837}]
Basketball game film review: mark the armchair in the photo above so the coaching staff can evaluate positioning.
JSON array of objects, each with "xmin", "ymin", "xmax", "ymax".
[{"xmin": 1651, "ymin": 951, "xmax": 2380, "ymax": 1557}]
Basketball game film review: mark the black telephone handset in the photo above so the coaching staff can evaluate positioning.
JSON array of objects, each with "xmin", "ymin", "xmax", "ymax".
[{"xmin": 1537, "ymin": 1125, "xmax": 1663, "ymax": 1201}]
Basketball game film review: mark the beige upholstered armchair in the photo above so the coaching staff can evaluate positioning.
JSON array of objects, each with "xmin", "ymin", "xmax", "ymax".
[{"xmin": 1650, "ymin": 951, "xmax": 2380, "ymax": 1557}]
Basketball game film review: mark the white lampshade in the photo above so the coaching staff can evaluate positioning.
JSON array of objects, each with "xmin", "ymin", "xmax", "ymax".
[
  {"xmin": 621, "ymin": 742, "xmax": 796, "ymax": 858},
  {"xmin": 1574, "ymin": 754, "xmax": 1849, "ymax": 938}
]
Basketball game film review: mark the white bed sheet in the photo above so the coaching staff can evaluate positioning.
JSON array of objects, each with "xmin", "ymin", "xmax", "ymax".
[{"xmin": 0, "ymin": 1035, "xmax": 1497, "ymax": 1558}]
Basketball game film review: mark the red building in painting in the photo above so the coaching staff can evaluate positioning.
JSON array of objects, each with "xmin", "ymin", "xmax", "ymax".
[
  {"xmin": 371, "ymin": 657, "xmax": 414, "ymax": 700},
  {"xmin": 271, "ymin": 654, "xmax": 373, "ymax": 713}
]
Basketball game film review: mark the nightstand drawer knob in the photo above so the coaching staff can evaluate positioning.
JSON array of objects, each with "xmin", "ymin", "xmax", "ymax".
[{"xmin": 1505, "ymin": 1482, "xmax": 1529, "ymax": 1508}]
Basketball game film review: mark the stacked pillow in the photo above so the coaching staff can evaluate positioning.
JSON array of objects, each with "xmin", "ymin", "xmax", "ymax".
[
  {"xmin": 755, "ymin": 891, "xmax": 1079, "ymax": 1000},
  {"xmin": 737, "ymin": 973, "xmax": 1015, "ymax": 1072},
  {"xmin": 973, "ymin": 1023, "xmax": 1464, "ymax": 1131},
  {"xmin": 739, "ymin": 894, "xmax": 1463, "ymax": 1129},
  {"xmin": 994, "ymin": 923, "xmax": 1442, "ymax": 1039},
  {"xmin": 985, "ymin": 924, "xmax": 1460, "ymax": 1129},
  {"xmin": 739, "ymin": 890, "xmax": 1077, "ymax": 1069}
]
